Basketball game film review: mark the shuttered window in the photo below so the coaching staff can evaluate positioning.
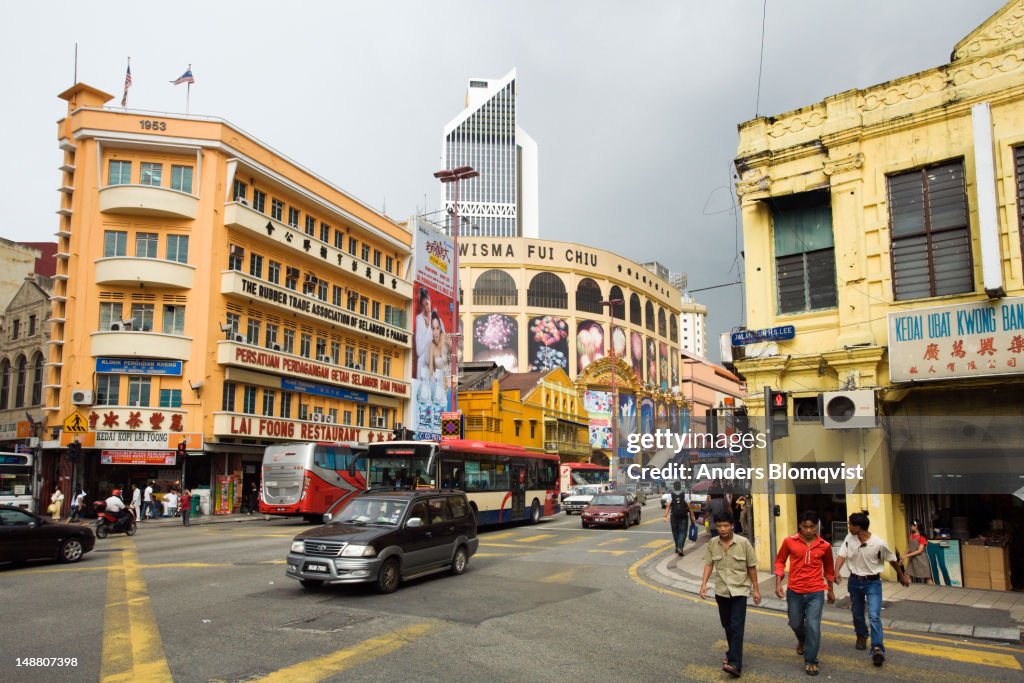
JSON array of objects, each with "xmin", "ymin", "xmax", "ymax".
[
  {"xmin": 771, "ymin": 191, "xmax": 837, "ymax": 313},
  {"xmin": 1016, "ymin": 147, "xmax": 1024, "ymax": 271},
  {"xmin": 888, "ymin": 160, "xmax": 972, "ymax": 300}
]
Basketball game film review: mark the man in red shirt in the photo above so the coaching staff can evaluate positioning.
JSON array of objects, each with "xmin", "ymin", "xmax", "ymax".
[{"xmin": 775, "ymin": 510, "xmax": 835, "ymax": 676}]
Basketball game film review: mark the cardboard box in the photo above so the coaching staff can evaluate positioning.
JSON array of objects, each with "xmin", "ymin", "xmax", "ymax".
[
  {"xmin": 962, "ymin": 544, "xmax": 990, "ymax": 589},
  {"xmin": 964, "ymin": 572, "xmax": 992, "ymax": 590},
  {"xmin": 986, "ymin": 546, "xmax": 1011, "ymax": 590}
]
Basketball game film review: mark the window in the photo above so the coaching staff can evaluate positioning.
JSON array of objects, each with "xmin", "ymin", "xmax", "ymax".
[
  {"xmin": 385, "ymin": 256, "xmax": 394, "ymax": 273},
  {"xmin": 268, "ymin": 260, "xmax": 281, "ymax": 285},
  {"xmin": 221, "ymin": 381, "xmax": 236, "ymax": 411},
  {"xmin": 372, "ymin": 301, "xmax": 380, "ymax": 319},
  {"xmin": 0, "ymin": 359, "xmax": 8, "ymax": 409},
  {"xmin": 127, "ymin": 376, "xmax": 151, "ymax": 407},
  {"xmin": 232, "ymin": 180, "xmax": 247, "ymax": 202},
  {"xmin": 167, "ymin": 235, "xmax": 189, "ymax": 263},
  {"xmin": 104, "ymin": 231, "xmax": 128, "ymax": 257},
  {"xmin": 266, "ymin": 324, "xmax": 279, "ymax": 349},
  {"xmin": 343, "ymin": 410, "xmax": 352, "ymax": 425},
  {"xmin": 285, "ymin": 267, "xmax": 298, "ymax": 290},
  {"xmin": 576, "ymin": 278, "xmax": 603, "ymax": 314},
  {"xmin": 225, "ymin": 313, "xmax": 241, "ymax": 337},
  {"xmin": 658, "ymin": 308, "xmax": 667, "ymax": 337},
  {"xmin": 316, "ymin": 338, "xmax": 327, "ymax": 358},
  {"xmin": 1017, "ymin": 146, "xmax": 1024, "ymax": 262},
  {"xmin": 334, "ymin": 230, "xmax": 343, "ymax": 249},
  {"xmin": 300, "ymin": 333, "xmax": 311, "ymax": 358},
  {"xmin": 888, "ymin": 160, "xmax": 972, "ymax": 300},
  {"xmin": 317, "ymin": 280, "xmax": 328, "ymax": 302},
  {"xmin": 630, "ymin": 294, "xmax": 642, "ymax": 325},
  {"xmin": 252, "ymin": 190, "xmax": 266, "ymax": 213},
  {"xmin": 345, "ymin": 345, "xmax": 355, "ymax": 367},
  {"xmin": 140, "ymin": 162, "xmax": 162, "ymax": 186},
  {"xmin": 384, "ymin": 305, "xmax": 407, "ymax": 329},
  {"xmin": 97, "ymin": 375, "xmax": 120, "ymax": 406},
  {"xmin": 320, "ymin": 223, "xmax": 330, "ymax": 243},
  {"xmin": 331, "ymin": 342, "xmax": 341, "ymax": 364},
  {"xmin": 136, "ymin": 232, "xmax": 158, "ymax": 258},
  {"xmin": 108, "ymin": 160, "xmax": 132, "ymax": 185},
  {"xmin": 370, "ymin": 353, "xmax": 379, "ymax": 374},
  {"xmin": 305, "ymin": 216, "xmax": 316, "ymax": 236},
  {"xmin": 31, "ymin": 354, "xmax": 43, "ymax": 405},
  {"xmin": 298, "ymin": 403, "xmax": 309, "ymax": 420},
  {"xmin": 281, "ymin": 391, "xmax": 292, "ymax": 418},
  {"xmin": 228, "ymin": 245, "xmax": 244, "ymax": 271},
  {"xmin": 357, "ymin": 404, "xmax": 365, "ymax": 426},
  {"xmin": 358, "ymin": 349, "xmax": 367, "ymax": 370},
  {"xmin": 249, "ymin": 253, "xmax": 263, "ymax": 278},
  {"xmin": 608, "ymin": 286, "xmax": 625, "ymax": 319},
  {"xmin": 373, "ymin": 249, "xmax": 381, "ymax": 267},
  {"xmin": 159, "ymin": 389, "xmax": 182, "ymax": 408},
  {"xmin": 130, "ymin": 304, "xmax": 154, "ymax": 331},
  {"xmin": 332, "ymin": 285, "xmax": 343, "ymax": 307},
  {"xmin": 247, "ymin": 319, "xmax": 261, "ymax": 345},
  {"xmin": 528, "ymin": 273, "xmax": 567, "ymax": 309},
  {"xmin": 262, "ymin": 390, "xmax": 276, "ymax": 417},
  {"xmin": 361, "ymin": 244, "xmax": 370, "ymax": 262},
  {"xmin": 10, "ymin": 319, "xmax": 19, "ymax": 340},
  {"xmin": 283, "ymin": 328, "xmax": 295, "ymax": 354},
  {"xmin": 473, "ymin": 269, "xmax": 517, "ymax": 306},
  {"xmin": 359, "ymin": 297, "xmax": 368, "ymax": 316},
  {"xmin": 100, "ymin": 302, "xmax": 123, "ymax": 330},
  {"xmin": 645, "ymin": 301, "xmax": 655, "ymax": 331},
  {"xmin": 670, "ymin": 316, "xmax": 678, "ymax": 343},
  {"xmin": 288, "ymin": 207, "xmax": 300, "ymax": 228},
  {"xmin": 28, "ymin": 315, "xmax": 36, "ymax": 336},
  {"xmin": 348, "ymin": 237, "xmax": 357, "ymax": 255},
  {"xmin": 163, "ymin": 305, "xmax": 185, "ymax": 335},
  {"xmin": 772, "ymin": 191, "xmax": 838, "ymax": 312},
  {"xmin": 243, "ymin": 386, "xmax": 258, "ymax": 414},
  {"xmin": 347, "ymin": 292, "xmax": 358, "ymax": 312},
  {"xmin": 271, "ymin": 198, "xmax": 284, "ymax": 221},
  {"xmin": 170, "ymin": 165, "xmax": 193, "ymax": 193},
  {"xmin": 383, "ymin": 356, "xmax": 391, "ymax": 376}
]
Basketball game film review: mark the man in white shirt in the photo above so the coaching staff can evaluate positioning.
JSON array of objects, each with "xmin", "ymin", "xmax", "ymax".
[
  {"xmin": 163, "ymin": 490, "xmax": 178, "ymax": 518},
  {"xmin": 130, "ymin": 484, "xmax": 142, "ymax": 521},
  {"xmin": 143, "ymin": 483, "xmax": 154, "ymax": 520},
  {"xmin": 834, "ymin": 512, "xmax": 909, "ymax": 668}
]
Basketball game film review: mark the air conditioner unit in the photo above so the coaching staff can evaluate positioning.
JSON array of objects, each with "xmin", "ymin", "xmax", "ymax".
[
  {"xmin": 233, "ymin": 334, "xmax": 246, "ymax": 343},
  {"xmin": 821, "ymin": 390, "xmax": 877, "ymax": 429},
  {"xmin": 310, "ymin": 413, "xmax": 322, "ymax": 423},
  {"xmin": 270, "ymin": 343, "xmax": 282, "ymax": 352},
  {"xmin": 545, "ymin": 442, "xmax": 558, "ymax": 451},
  {"xmin": 318, "ymin": 355, "xmax": 332, "ymax": 364},
  {"xmin": 71, "ymin": 390, "xmax": 94, "ymax": 406},
  {"xmin": 373, "ymin": 416, "xmax": 386, "ymax": 428},
  {"xmin": 322, "ymin": 414, "xmax": 335, "ymax": 424},
  {"xmin": 237, "ymin": 198, "xmax": 248, "ymax": 206},
  {"xmin": 110, "ymin": 321, "xmax": 126, "ymax": 331}
]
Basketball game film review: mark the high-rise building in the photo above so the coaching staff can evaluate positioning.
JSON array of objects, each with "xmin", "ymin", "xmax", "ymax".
[
  {"xmin": 441, "ymin": 69, "xmax": 538, "ymax": 238},
  {"xmin": 678, "ymin": 293, "xmax": 708, "ymax": 358}
]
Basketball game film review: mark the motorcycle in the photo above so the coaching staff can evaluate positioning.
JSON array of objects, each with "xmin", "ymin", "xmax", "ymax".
[{"xmin": 93, "ymin": 500, "xmax": 137, "ymax": 538}]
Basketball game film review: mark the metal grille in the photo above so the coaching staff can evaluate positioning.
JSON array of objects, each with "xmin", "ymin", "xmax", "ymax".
[{"xmin": 304, "ymin": 540, "xmax": 346, "ymax": 557}]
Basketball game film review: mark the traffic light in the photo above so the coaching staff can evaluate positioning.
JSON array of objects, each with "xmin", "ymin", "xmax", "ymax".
[
  {"xmin": 67, "ymin": 440, "xmax": 82, "ymax": 463},
  {"xmin": 177, "ymin": 441, "xmax": 187, "ymax": 456},
  {"xmin": 734, "ymin": 407, "xmax": 750, "ymax": 434},
  {"xmin": 769, "ymin": 390, "xmax": 789, "ymax": 439}
]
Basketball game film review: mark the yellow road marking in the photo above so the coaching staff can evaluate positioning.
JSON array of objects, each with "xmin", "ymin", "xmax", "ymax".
[
  {"xmin": 516, "ymin": 534, "xmax": 555, "ymax": 543},
  {"xmin": 475, "ymin": 552, "xmax": 528, "ymax": 557},
  {"xmin": 556, "ymin": 536, "xmax": 584, "ymax": 544},
  {"xmin": 644, "ymin": 540, "xmax": 674, "ymax": 549},
  {"xmin": 596, "ymin": 537, "xmax": 628, "ymax": 546},
  {"xmin": 139, "ymin": 562, "xmax": 235, "ymax": 569},
  {"xmin": 638, "ymin": 516, "xmax": 664, "ymax": 526},
  {"xmin": 587, "ymin": 549, "xmax": 632, "ymax": 556},
  {"xmin": 101, "ymin": 544, "xmax": 172, "ymax": 682},
  {"xmin": 540, "ymin": 567, "xmax": 580, "ymax": 584},
  {"xmin": 260, "ymin": 559, "xmax": 287, "ymax": 565},
  {"xmin": 257, "ymin": 621, "xmax": 439, "ymax": 682},
  {"xmin": 683, "ymin": 664, "xmax": 778, "ymax": 682},
  {"xmin": 829, "ymin": 632, "xmax": 1021, "ymax": 670},
  {"xmin": 482, "ymin": 531, "xmax": 516, "ymax": 540},
  {"xmin": 480, "ymin": 541, "xmax": 552, "ymax": 549},
  {"xmin": 16, "ymin": 564, "xmax": 111, "ymax": 575}
]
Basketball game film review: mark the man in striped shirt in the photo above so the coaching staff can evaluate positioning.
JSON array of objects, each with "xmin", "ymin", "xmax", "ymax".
[{"xmin": 774, "ymin": 510, "xmax": 835, "ymax": 676}]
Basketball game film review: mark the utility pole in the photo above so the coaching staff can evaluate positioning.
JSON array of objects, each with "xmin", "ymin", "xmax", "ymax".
[{"xmin": 764, "ymin": 385, "xmax": 778, "ymax": 564}]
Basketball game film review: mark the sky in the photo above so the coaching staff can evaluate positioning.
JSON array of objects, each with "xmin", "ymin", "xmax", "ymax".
[{"xmin": 0, "ymin": 0, "xmax": 1007, "ymax": 362}]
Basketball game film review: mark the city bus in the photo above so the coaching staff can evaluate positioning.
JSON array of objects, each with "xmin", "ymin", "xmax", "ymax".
[
  {"xmin": 259, "ymin": 442, "xmax": 367, "ymax": 522},
  {"xmin": 0, "ymin": 452, "xmax": 35, "ymax": 512},
  {"xmin": 366, "ymin": 440, "xmax": 561, "ymax": 525},
  {"xmin": 560, "ymin": 462, "xmax": 610, "ymax": 492}
]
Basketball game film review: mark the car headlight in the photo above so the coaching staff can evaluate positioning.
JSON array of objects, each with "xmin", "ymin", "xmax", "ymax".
[
  {"xmin": 340, "ymin": 544, "xmax": 376, "ymax": 558},
  {"xmin": 290, "ymin": 540, "xmax": 304, "ymax": 553}
]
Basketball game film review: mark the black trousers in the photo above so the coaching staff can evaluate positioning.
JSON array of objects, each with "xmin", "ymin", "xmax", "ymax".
[{"xmin": 716, "ymin": 594, "xmax": 748, "ymax": 671}]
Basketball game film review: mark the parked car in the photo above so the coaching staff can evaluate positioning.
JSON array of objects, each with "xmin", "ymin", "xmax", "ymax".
[
  {"xmin": 0, "ymin": 505, "xmax": 95, "ymax": 564},
  {"xmin": 581, "ymin": 492, "xmax": 643, "ymax": 529},
  {"xmin": 286, "ymin": 490, "xmax": 478, "ymax": 594},
  {"xmin": 561, "ymin": 485, "xmax": 610, "ymax": 515}
]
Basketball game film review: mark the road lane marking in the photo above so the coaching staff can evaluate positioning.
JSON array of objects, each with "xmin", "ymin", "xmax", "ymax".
[
  {"xmin": 257, "ymin": 621, "xmax": 439, "ymax": 682},
  {"xmin": 516, "ymin": 534, "xmax": 556, "ymax": 543},
  {"xmin": 683, "ymin": 664, "xmax": 778, "ymax": 682},
  {"xmin": 828, "ymin": 632, "xmax": 1021, "ymax": 670},
  {"xmin": 480, "ymin": 542, "xmax": 552, "ymax": 549},
  {"xmin": 481, "ymin": 531, "xmax": 516, "ymax": 540},
  {"xmin": 540, "ymin": 567, "xmax": 581, "ymax": 584},
  {"xmin": 596, "ymin": 537, "xmax": 628, "ymax": 546},
  {"xmin": 643, "ymin": 540, "xmax": 674, "ymax": 549},
  {"xmin": 15, "ymin": 564, "xmax": 111, "ymax": 575},
  {"xmin": 101, "ymin": 545, "xmax": 172, "ymax": 683},
  {"xmin": 475, "ymin": 552, "xmax": 529, "ymax": 557},
  {"xmin": 587, "ymin": 549, "xmax": 632, "ymax": 556}
]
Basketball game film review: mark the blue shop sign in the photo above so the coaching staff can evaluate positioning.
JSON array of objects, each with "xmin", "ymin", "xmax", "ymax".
[
  {"xmin": 731, "ymin": 325, "xmax": 796, "ymax": 346},
  {"xmin": 95, "ymin": 358, "xmax": 183, "ymax": 376},
  {"xmin": 281, "ymin": 378, "xmax": 368, "ymax": 403}
]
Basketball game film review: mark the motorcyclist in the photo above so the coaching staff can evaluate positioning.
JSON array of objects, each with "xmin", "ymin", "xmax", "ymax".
[{"xmin": 104, "ymin": 489, "xmax": 132, "ymax": 526}]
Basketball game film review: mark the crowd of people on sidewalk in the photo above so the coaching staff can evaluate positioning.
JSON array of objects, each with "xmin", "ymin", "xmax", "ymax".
[{"xmin": 54, "ymin": 481, "xmax": 195, "ymax": 527}]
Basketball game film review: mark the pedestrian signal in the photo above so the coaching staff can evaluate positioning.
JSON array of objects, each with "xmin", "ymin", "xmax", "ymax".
[{"xmin": 177, "ymin": 441, "xmax": 187, "ymax": 456}]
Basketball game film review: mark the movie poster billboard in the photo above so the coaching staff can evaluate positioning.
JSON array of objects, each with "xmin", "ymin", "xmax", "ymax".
[
  {"xmin": 656, "ymin": 401, "xmax": 669, "ymax": 429},
  {"xmin": 473, "ymin": 314, "xmax": 519, "ymax": 371},
  {"xmin": 659, "ymin": 342, "xmax": 669, "ymax": 390},
  {"xmin": 646, "ymin": 337, "xmax": 657, "ymax": 387},
  {"xmin": 527, "ymin": 316, "xmax": 569, "ymax": 371},
  {"xmin": 411, "ymin": 220, "xmax": 455, "ymax": 440},
  {"xmin": 640, "ymin": 397, "xmax": 655, "ymax": 436},
  {"xmin": 631, "ymin": 331, "xmax": 644, "ymax": 382},
  {"xmin": 670, "ymin": 350, "xmax": 679, "ymax": 389},
  {"xmin": 577, "ymin": 321, "xmax": 605, "ymax": 374},
  {"xmin": 618, "ymin": 392, "xmax": 637, "ymax": 449}
]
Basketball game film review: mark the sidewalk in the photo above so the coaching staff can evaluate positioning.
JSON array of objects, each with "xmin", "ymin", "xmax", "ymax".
[
  {"xmin": 75, "ymin": 512, "xmax": 275, "ymax": 528},
  {"xmin": 644, "ymin": 530, "xmax": 1024, "ymax": 644}
]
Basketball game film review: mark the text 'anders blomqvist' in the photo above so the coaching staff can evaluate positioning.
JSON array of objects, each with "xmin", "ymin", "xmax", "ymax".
[{"xmin": 626, "ymin": 462, "xmax": 866, "ymax": 484}]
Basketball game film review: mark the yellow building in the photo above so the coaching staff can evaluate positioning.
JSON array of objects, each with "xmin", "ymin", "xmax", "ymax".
[
  {"xmin": 46, "ymin": 84, "xmax": 413, "ymax": 505},
  {"xmin": 733, "ymin": 2, "xmax": 1024, "ymax": 590}
]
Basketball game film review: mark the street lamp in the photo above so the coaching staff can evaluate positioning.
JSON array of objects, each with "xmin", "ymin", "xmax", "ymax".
[
  {"xmin": 433, "ymin": 165, "xmax": 478, "ymax": 413},
  {"xmin": 601, "ymin": 298, "xmax": 624, "ymax": 485}
]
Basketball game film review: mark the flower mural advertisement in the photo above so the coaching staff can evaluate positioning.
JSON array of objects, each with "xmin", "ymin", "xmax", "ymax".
[
  {"xmin": 646, "ymin": 337, "xmax": 657, "ymax": 387},
  {"xmin": 411, "ymin": 220, "xmax": 455, "ymax": 440},
  {"xmin": 473, "ymin": 314, "xmax": 519, "ymax": 371},
  {"xmin": 631, "ymin": 331, "xmax": 644, "ymax": 382},
  {"xmin": 577, "ymin": 321, "xmax": 605, "ymax": 374},
  {"xmin": 527, "ymin": 316, "xmax": 569, "ymax": 371},
  {"xmin": 610, "ymin": 325, "xmax": 628, "ymax": 362},
  {"xmin": 659, "ymin": 342, "xmax": 669, "ymax": 390}
]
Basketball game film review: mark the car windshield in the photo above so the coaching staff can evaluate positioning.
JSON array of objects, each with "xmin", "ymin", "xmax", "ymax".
[
  {"xmin": 333, "ymin": 498, "xmax": 407, "ymax": 525},
  {"xmin": 591, "ymin": 495, "xmax": 626, "ymax": 506},
  {"xmin": 572, "ymin": 486, "xmax": 602, "ymax": 496}
]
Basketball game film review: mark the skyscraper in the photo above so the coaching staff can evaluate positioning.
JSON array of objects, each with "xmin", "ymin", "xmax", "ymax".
[{"xmin": 441, "ymin": 69, "xmax": 538, "ymax": 238}]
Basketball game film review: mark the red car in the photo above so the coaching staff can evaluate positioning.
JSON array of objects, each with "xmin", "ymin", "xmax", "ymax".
[{"xmin": 581, "ymin": 493, "xmax": 642, "ymax": 529}]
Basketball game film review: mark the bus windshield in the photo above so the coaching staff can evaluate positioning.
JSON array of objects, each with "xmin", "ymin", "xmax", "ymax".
[{"xmin": 366, "ymin": 444, "xmax": 435, "ymax": 488}]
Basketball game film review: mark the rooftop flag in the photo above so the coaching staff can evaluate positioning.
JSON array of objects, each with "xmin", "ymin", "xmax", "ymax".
[
  {"xmin": 171, "ymin": 68, "xmax": 195, "ymax": 85},
  {"xmin": 121, "ymin": 59, "xmax": 132, "ymax": 107}
]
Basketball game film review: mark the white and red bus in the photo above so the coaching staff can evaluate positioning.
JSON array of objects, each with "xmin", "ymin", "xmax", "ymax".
[
  {"xmin": 366, "ymin": 440, "xmax": 561, "ymax": 525},
  {"xmin": 259, "ymin": 442, "xmax": 366, "ymax": 522},
  {"xmin": 560, "ymin": 462, "xmax": 610, "ymax": 493}
]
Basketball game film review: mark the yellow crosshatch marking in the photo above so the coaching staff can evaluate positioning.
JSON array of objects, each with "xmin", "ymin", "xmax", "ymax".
[
  {"xmin": 596, "ymin": 537, "xmax": 628, "ymax": 546},
  {"xmin": 516, "ymin": 534, "xmax": 555, "ymax": 543}
]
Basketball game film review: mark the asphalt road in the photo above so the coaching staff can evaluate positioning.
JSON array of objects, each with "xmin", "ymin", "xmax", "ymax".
[{"xmin": 3, "ymin": 508, "xmax": 1022, "ymax": 682}]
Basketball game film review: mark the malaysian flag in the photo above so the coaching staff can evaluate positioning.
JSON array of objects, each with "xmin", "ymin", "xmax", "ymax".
[
  {"xmin": 171, "ymin": 67, "xmax": 195, "ymax": 85},
  {"xmin": 121, "ymin": 60, "xmax": 132, "ymax": 107}
]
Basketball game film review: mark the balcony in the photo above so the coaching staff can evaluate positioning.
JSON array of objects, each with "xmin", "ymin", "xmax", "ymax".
[
  {"xmin": 91, "ymin": 331, "xmax": 192, "ymax": 361},
  {"xmin": 99, "ymin": 184, "xmax": 198, "ymax": 220},
  {"xmin": 95, "ymin": 257, "xmax": 195, "ymax": 290},
  {"xmin": 544, "ymin": 440, "xmax": 591, "ymax": 457}
]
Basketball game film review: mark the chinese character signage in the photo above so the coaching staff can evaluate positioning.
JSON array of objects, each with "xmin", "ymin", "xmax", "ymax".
[{"xmin": 888, "ymin": 297, "xmax": 1024, "ymax": 382}]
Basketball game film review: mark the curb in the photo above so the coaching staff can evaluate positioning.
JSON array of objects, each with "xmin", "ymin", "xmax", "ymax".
[{"xmin": 643, "ymin": 546, "xmax": 1023, "ymax": 645}]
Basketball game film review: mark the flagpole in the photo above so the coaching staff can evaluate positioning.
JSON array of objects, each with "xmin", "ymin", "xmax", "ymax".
[
  {"xmin": 123, "ymin": 57, "xmax": 131, "ymax": 110},
  {"xmin": 186, "ymin": 63, "xmax": 191, "ymax": 115}
]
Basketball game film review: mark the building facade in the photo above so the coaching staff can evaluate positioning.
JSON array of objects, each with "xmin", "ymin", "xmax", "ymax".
[
  {"xmin": 678, "ymin": 293, "xmax": 708, "ymax": 358},
  {"xmin": 46, "ymin": 84, "xmax": 414, "ymax": 510},
  {"xmin": 441, "ymin": 69, "xmax": 539, "ymax": 238},
  {"xmin": 679, "ymin": 350, "xmax": 744, "ymax": 432},
  {"xmin": 733, "ymin": 2, "xmax": 1024, "ymax": 590}
]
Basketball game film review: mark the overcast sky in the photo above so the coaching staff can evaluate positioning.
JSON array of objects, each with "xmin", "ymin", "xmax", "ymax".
[{"xmin": 1, "ymin": 0, "xmax": 1006, "ymax": 361}]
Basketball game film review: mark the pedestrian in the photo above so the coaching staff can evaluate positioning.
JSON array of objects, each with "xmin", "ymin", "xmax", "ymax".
[
  {"xmin": 163, "ymin": 489, "xmax": 178, "ymax": 518},
  {"xmin": 902, "ymin": 520, "xmax": 933, "ymax": 584},
  {"xmin": 706, "ymin": 494, "xmax": 728, "ymax": 538},
  {"xmin": 700, "ymin": 512, "xmax": 761, "ymax": 678},
  {"xmin": 180, "ymin": 488, "xmax": 192, "ymax": 527},
  {"xmin": 48, "ymin": 485, "xmax": 65, "ymax": 521},
  {"xmin": 130, "ymin": 484, "xmax": 142, "ymax": 521},
  {"xmin": 774, "ymin": 510, "xmax": 836, "ymax": 677},
  {"xmin": 143, "ymin": 481, "xmax": 154, "ymax": 520},
  {"xmin": 70, "ymin": 488, "xmax": 87, "ymax": 523},
  {"xmin": 662, "ymin": 481, "xmax": 695, "ymax": 556},
  {"xmin": 834, "ymin": 512, "xmax": 910, "ymax": 668},
  {"xmin": 248, "ymin": 481, "xmax": 259, "ymax": 514}
]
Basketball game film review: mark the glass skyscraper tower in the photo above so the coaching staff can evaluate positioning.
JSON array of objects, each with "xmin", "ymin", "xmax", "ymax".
[{"xmin": 441, "ymin": 69, "xmax": 539, "ymax": 238}]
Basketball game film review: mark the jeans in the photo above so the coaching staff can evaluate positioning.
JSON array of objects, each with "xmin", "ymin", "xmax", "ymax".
[
  {"xmin": 69, "ymin": 507, "xmax": 80, "ymax": 523},
  {"xmin": 927, "ymin": 542, "xmax": 952, "ymax": 586},
  {"xmin": 715, "ymin": 595, "xmax": 747, "ymax": 671},
  {"xmin": 787, "ymin": 590, "xmax": 825, "ymax": 664},
  {"xmin": 848, "ymin": 576, "xmax": 884, "ymax": 651},
  {"xmin": 142, "ymin": 501, "xmax": 153, "ymax": 519},
  {"xmin": 182, "ymin": 509, "xmax": 190, "ymax": 526},
  {"xmin": 669, "ymin": 515, "xmax": 689, "ymax": 552}
]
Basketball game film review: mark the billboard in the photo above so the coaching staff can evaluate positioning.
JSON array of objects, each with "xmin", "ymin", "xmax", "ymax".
[
  {"xmin": 659, "ymin": 342, "xmax": 669, "ymax": 390},
  {"xmin": 473, "ymin": 314, "xmax": 519, "ymax": 371},
  {"xmin": 577, "ymin": 320, "xmax": 605, "ymax": 374},
  {"xmin": 646, "ymin": 337, "xmax": 657, "ymax": 387},
  {"xmin": 411, "ymin": 220, "xmax": 456, "ymax": 440},
  {"xmin": 527, "ymin": 316, "xmax": 569, "ymax": 371},
  {"xmin": 631, "ymin": 331, "xmax": 644, "ymax": 381}
]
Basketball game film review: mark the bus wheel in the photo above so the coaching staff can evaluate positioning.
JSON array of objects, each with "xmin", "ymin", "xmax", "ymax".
[
  {"xmin": 300, "ymin": 579, "xmax": 323, "ymax": 590},
  {"xmin": 529, "ymin": 500, "xmax": 541, "ymax": 524},
  {"xmin": 376, "ymin": 558, "xmax": 401, "ymax": 594}
]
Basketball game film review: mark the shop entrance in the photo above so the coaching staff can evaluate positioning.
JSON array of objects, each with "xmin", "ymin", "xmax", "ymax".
[{"xmin": 795, "ymin": 493, "xmax": 847, "ymax": 545}]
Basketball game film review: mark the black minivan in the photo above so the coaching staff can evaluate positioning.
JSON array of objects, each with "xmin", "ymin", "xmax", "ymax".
[{"xmin": 286, "ymin": 490, "xmax": 478, "ymax": 593}]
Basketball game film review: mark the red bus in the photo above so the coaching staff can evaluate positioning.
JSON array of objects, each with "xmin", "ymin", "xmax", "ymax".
[
  {"xmin": 259, "ymin": 442, "xmax": 366, "ymax": 522},
  {"xmin": 560, "ymin": 462, "xmax": 610, "ymax": 493}
]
